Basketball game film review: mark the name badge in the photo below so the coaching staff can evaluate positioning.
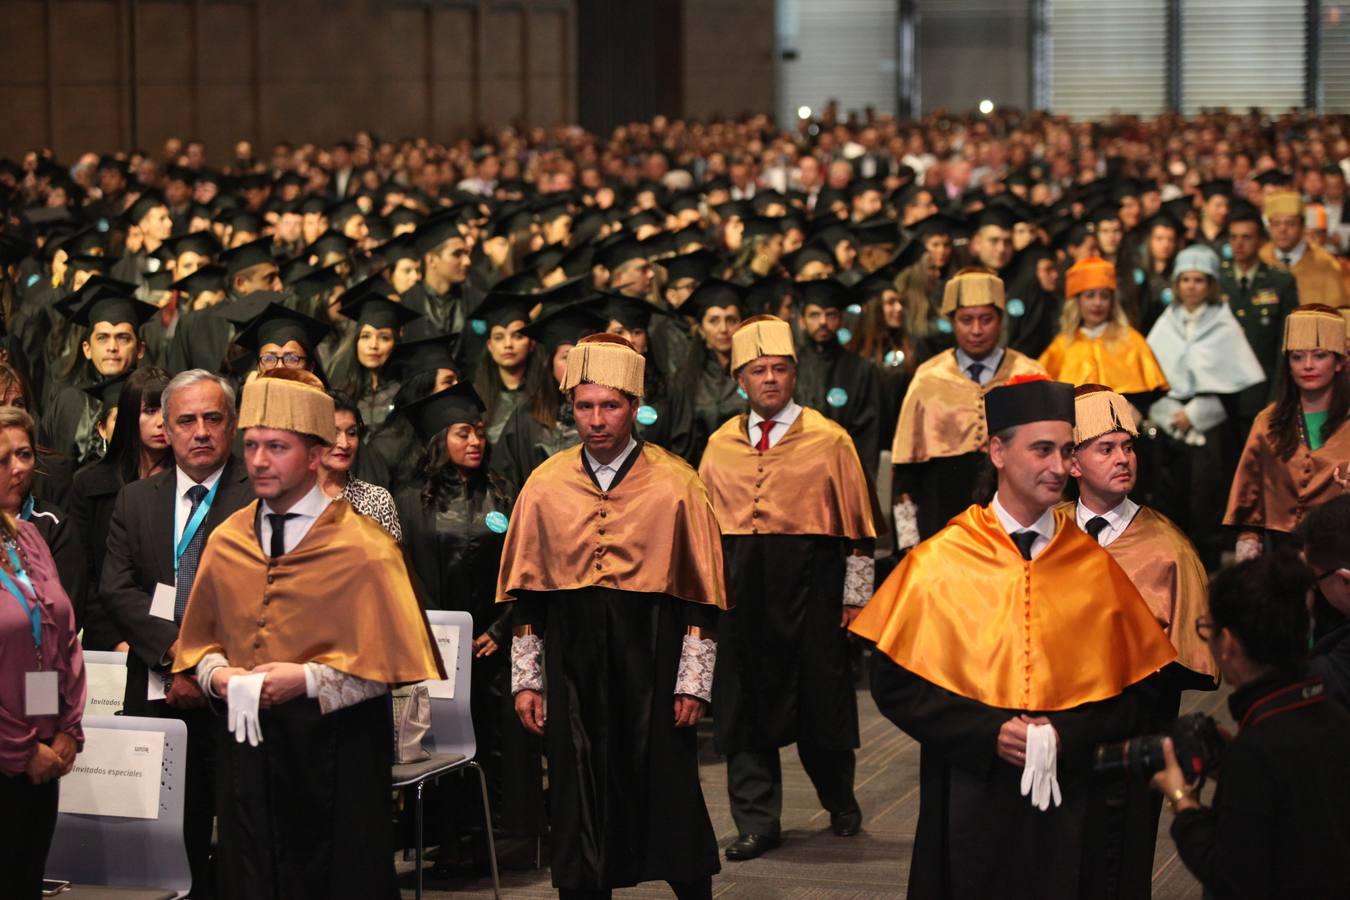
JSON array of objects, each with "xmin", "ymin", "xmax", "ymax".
[
  {"xmin": 26, "ymin": 670, "xmax": 59, "ymax": 717},
  {"xmin": 1253, "ymin": 290, "xmax": 1280, "ymax": 306},
  {"xmin": 149, "ymin": 583, "xmax": 175, "ymax": 621}
]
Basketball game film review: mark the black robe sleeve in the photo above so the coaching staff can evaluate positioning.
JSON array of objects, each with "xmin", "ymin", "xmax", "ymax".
[{"xmin": 870, "ymin": 654, "xmax": 1006, "ymax": 777}]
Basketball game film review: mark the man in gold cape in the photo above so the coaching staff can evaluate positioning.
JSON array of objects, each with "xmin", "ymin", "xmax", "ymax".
[
  {"xmin": 891, "ymin": 269, "xmax": 1047, "ymax": 545},
  {"xmin": 1064, "ymin": 384, "xmax": 1218, "ymax": 899},
  {"xmin": 698, "ymin": 315, "xmax": 877, "ymax": 860},
  {"xmin": 173, "ymin": 369, "xmax": 444, "ymax": 900},
  {"xmin": 852, "ymin": 376, "xmax": 1176, "ymax": 900},
  {"xmin": 498, "ymin": 334, "xmax": 727, "ymax": 900}
]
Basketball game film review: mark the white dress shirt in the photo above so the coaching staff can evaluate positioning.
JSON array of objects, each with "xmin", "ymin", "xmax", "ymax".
[
  {"xmin": 585, "ymin": 437, "xmax": 639, "ymax": 491},
  {"xmin": 259, "ymin": 482, "xmax": 331, "ymax": 557},
  {"xmin": 746, "ymin": 400, "xmax": 803, "ymax": 450},
  {"xmin": 991, "ymin": 492, "xmax": 1056, "ymax": 560},
  {"xmin": 174, "ymin": 464, "xmax": 226, "ymax": 546},
  {"xmin": 1075, "ymin": 497, "xmax": 1139, "ymax": 548},
  {"xmin": 955, "ymin": 347, "xmax": 1005, "ymax": 386}
]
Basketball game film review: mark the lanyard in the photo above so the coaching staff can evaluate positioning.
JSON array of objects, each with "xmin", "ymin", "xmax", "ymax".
[
  {"xmin": 174, "ymin": 477, "xmax": 222, "ymax": 576},
  {"xmin": 1, "ymin": 541, "xmax": 40, "ymax": 650},
  {"xmin": 19, "ymin": 495, "xmax": 34, "ymax": 521}
]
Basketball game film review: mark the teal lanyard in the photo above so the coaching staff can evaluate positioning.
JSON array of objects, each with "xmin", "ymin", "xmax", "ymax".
[
  {"xmin": 1, "ymin": 541, "xmax": 40, "ymax": 650},
  {"xmin": 19, "ymin": 495, "xmax": 34, "ymax": 521},
  {"xmin": 174, "ymin": 478, "xmax": 222, "ymax": 577}
]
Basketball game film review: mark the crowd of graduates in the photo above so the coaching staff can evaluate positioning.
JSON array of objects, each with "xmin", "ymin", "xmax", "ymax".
[{"xmin": 3, "ymin": 104, "xmax": 1350, "ymax": 898}]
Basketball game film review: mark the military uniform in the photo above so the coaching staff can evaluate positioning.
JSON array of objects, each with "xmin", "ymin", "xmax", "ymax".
[{"xmin": 1218, "ymin": 259, "xmax": 1299, "ymax": 429}]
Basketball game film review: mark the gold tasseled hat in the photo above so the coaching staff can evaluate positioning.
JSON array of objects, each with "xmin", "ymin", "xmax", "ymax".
[
  {"xmin": 560, "ymin": 333, "xmax": 646, "ymax": 398},
  {"xmin": 238, "ymin": 368, "xmax": 336, "ymax": 443},
  {"xmin": 1283, "ymin": 305, "xmax": 1347, "ymax": 355},
  {"xmin": 940, "ymin": 268, "xmax": 1005, "ymax": 316},
  {"xmin": 1264, "ymin": 190, "xmax": 1305, "ymax": 219},
  {"xmin": 1073, "ymin": 384, "xmax": 1138, "ymax": 446},
  {"xmin": 730, "ymin": 315, "xmax": 797, "ymax": 372}
]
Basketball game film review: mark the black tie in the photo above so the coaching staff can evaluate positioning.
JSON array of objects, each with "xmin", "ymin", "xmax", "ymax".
[
  {"xmin": 1085, "ymin": 516, "xmax": 1111, "ymax": 543},
  {"xmin": 967, "ymin": 362, "xmax": 985, "ymax": 383},
  {"xmin": 268, "ymin": 513, "xmax": 299, "ymax": 559},
  {"xmin": 1281, "ymin": 254, "xmax": 1293, "ymax": 268},
  {"xmin": 1012, "ymin": 530, "xmax": 1037, "ymax": 561},
  {"xmin": 1239, "ymin": 275, "xmax": 1250, "ymax": 293},
  {"xmin": 174, "ymin": 484, "xmax": 209, "ymax": 623}
]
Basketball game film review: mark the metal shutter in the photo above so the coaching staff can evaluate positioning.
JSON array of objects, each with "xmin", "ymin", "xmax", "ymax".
[
  {"xmin": 1048, "ymin": 0, "xmax": 1169, "ymax": 118},
  {"xmin": 778, "ymin": 0, "xmax": 899, "ymax": 124},
  {"xmin": 1181, "ymin": 0, "xmax": 1306, "ymax": 113},
  {"xmin": 1321, "ymin": 5, "xmax": 1350, "ymax": 111}
]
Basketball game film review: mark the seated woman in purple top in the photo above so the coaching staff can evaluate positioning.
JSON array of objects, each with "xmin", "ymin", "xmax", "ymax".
[{"xmin": 0, "ymin": 426, "xmax": 86, "ymax": 900}]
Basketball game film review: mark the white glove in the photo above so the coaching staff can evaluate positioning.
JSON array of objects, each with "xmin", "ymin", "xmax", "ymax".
[
  {"xmin": 1019, "ymin": 723, "xmax": 1062, "ymax": 812},
  {"xmin": 227, "ymin": 672, "xmax": 267, "ymax": 747},
  {"xmin": 843, "ymin": 554, "xmax": 875, "ymax": 608},
  {"xmin": 893, "ymin": 498, "xmax": 920, "ymax": 550},
  {"xmin": 1235, "ymin": 533, "xmax": 1262, "ymax": 563}
]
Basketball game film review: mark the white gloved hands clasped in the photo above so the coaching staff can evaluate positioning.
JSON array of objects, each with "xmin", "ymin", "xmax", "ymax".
[
  {"xmin": 1019, "ymin": 723, "xmax": 1062, "ymax": 812},
  {"xmin": 227, "ymin": 672, "xmax": 267, "ymax": 746}
]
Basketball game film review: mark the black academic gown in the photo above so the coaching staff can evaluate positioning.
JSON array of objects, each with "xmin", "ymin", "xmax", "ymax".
[
  {"xmin": 363, "ymin": 414, "xmax": 423, "ymax": 496},
  {"xmin": 511, "ymin": 452, "xmax": 721, "ymax": 891},
  {"xmin": 492, "ymin": 402, "xmax": 579, "ymax": 493},
  {"xmin": 1004, "ymin": 287, "xmax": 1062, "ymax": 360},
  {"xmin": 874, "ymin": 340, "xmax": 914, "ymax": 454},
  {"xmin": 214, "ymin": 510, "xmax": 396, "ymax": 900},
  {"xmin": 67, "ymin": 460, "xmax": 128, "ymax": 649},
  {"xmin": 23, "ymin": 494, "xmax": 89, "ymax": 633},
  {"xmin": 894, "ymin": 453, "xmax": 988, "ymax": 541},
  {"xmin": 794, "ymin": 339, "xmax": 883, "ymax": 474},
  {"xmin": 167, "ymin": 293, "xmax": 271, "ymax": 377},
  {"xmin": 648, "ymin": 312, "xmax": 693, "ymax": 377},
  {"xmin": 43, "ymin": 381, "xmax": 101, "ymax": 465},
  {"xmin": 396, "ymin": 473, "xmax": 544, "ymax": 838},
  {"xmin": 870, "ymin": 656, "xmax": 1156, "ymax": 900},
  {"xmin": 401, "ymin": 282, "xmax": 466, "ymax": 342},
  {"xmin": 714, "ymin": 533, "xmax": 859, "ymax": 755},
  {"xmin": 687, "ymin": 354, "xmax": 746, "ymax": 466}
]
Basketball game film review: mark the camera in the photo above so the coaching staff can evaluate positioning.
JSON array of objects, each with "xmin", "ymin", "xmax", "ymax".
[{"xmin": 1092, "ymin": 712, "xmax": 1225, "ymax": 783}]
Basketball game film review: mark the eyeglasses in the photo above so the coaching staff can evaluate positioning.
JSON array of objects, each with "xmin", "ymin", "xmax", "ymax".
[
  {"xmin": 1194, "ymin": 616, "xmax": 1216, "ymax": 641},
  {"xmin": 259, "ymin": 353, "xmax": 308, "ymax": 370}
]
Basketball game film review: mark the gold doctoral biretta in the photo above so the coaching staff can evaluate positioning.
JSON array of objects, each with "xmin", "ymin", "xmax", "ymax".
[
  {"xmin": 238, "ymin": 368, "xmax": 336, "ymax": 442},
  {"xmin": 730, "ymin": 315, "xmax": 796, "ymax": 372},
  {"xmin": 560, "ymin": 332, "xmax": 645, "ymax": 398}
]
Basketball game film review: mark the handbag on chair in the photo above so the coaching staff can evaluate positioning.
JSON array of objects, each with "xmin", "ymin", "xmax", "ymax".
[{"xmin": 391, "ymin": 684, "xmax": 432, "ymax": 763}]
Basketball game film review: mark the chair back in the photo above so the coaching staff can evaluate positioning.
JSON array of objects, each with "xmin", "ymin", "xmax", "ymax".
[
  {"xmin": 423, "ymin": 609, "xmax": 476, "ymax": 760},
  {"xmin": 82, "ymin": 650, "xmax": 128, "ymax": 716},
  {"xmin": 45, "ymin": 715, "xmax": 191, "ymax": 897}
]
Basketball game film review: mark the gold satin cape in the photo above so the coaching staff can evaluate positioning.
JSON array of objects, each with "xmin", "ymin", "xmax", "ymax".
[
  {"xmin": 699, "ymin": 408, "xmax": 876, "ymax": 539},
  {"xmin": 1038, "ymin": 328, "xmax": 1170, "ymax": 395},
  {"xmin": 891, "ymin": 348, "xmax": 1046, "ymax": 463},
  {"xmin": 1059, "ymin": 503, "xmax": 1217, "ymax": 683},
  {"xmin": 496, "ymin": 442, "xmax": 729, "ymax": 608},
  {"xmin": 1225, "ymin": 406, "xmax": 1350, "ymax": 534},
  {"xmin": 173, "ymin": 499, "xmax": 445, "ymax": 683},
  {"xmin": 850, "ymin": 504, "xmax": 1176, "ymax": 711}
]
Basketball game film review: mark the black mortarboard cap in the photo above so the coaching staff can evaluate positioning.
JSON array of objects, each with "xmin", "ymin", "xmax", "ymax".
[
  {"xmin": 597, "ymin": 236, "xmax": 647, "ymax": 271},
  {"xmin": 712, "ymin": 200, "xmax": 750, "ymax": 221},
  {"xmin": 165, "ymin": 165, "xmax": 197, "ymax": 185},
  {"xmin": 1160, "ymin": 197, "xmax": 1196, "ymax": 222},
  {"xmin": 170, "ymin": 264, "xmax": 226, "ymax": 297},
  {"xmin": 796, "ymin": 278, "xmax": 851, "ymax": 312},
  {"xmin": 1254, "ymin": 169, "xmax": 1293, "ymax": 189},
  {"xmin": 400, "ymin": 383, "xmax": 487, "ymax": 443},
  {"xmin": 848, "ymin": 177, "xmax": 884, "ymax": 198},
  {"xmin": 522, "ymin": 243, "xmax": 568, "ymax": 277},
  {"xmin": 587, "ymin": 292, "xmax": 670, "ymax": 330},
  {"xmin": 291, "ymin": 263, "xmax": 345, "ymax": 300},
  {"xmin": 984, "ymin": 377, "xmax": 1075, "ymax": 433},
  {"xmin": 1199, "ymin": 179, "xmax": 1233, "ymax": 200},
  {"xmin": 234, "ymin": 300, "xmax": 331, "ymax": 353},
  {"xmin": 751, "ymin": 190, "xmax": 788, "ymax": 215},
  {"xmin": 743, "ymin": 216, "xmax": 782, "ymax": 240},
  {"xmin": 469, "ymin": 291, "xmax": 537, "ymax": 331},
  {"xmin": 782, "ymin": 244, "xmax": 836, "ymax": 277},
  {"xmin": 124, "ymin": 192, "xmax": 168, "ymax": 225},
  {"xmin": 219, "ymin": 238, "xmax": 276, "ymax": 278},
  {"xmin": 657, "ymin": 249, "xmax": 719, "ymax": 283},
  {"xmin": 387, "ymin": 334, "xmax": 461, "ymax": 379},
  {"xmin": 327, "ymin": 200, "xmax": 365, "ymax": 228},
  {"xmin": 975, "ymin": 206, "xmax": 1017, "ymax": 231},
  {"xmin": 853, "ymin": 216, "xmax": 900, "ymax": 247},
  {"xmin": 56, "ymin": 278, "xmax": 156, "ymax": 328},
  {"xmin": 339, "ymin": 292, "xmax": 423, "ymax": 330},
  {"xmin": 519, "ymin": 303, "xmax": 607, "ymax": 352},
  {"xmin": 305, "ymin": 230, "xmax": 356, "ymax": 261},
  {"xmin": 681, "ymin": 279, "xmax": 745, "ymax": 321},
  {"xmin": 412, "ymin": 215, "xmax": 464, "ymax": 255},
  {"xmin": 164, "ymin": 231, "xmax": 220, "ymax": 261}
]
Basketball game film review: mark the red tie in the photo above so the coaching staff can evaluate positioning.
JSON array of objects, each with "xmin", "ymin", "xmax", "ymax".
[{"xmin": 755, "ymin": 420, "xmax": 774, "ymax": 451}]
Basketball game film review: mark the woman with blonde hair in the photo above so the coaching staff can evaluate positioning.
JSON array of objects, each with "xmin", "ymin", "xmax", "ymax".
[{"xmin": 1040, "ymin": 257, "xmax": 1168, "ymax": 396}]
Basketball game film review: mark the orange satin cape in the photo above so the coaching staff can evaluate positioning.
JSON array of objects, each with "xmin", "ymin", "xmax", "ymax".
[
  {"xmin": 699, "ymin": 407, "xmax": 876, "ymax": 539},
  {"xmin": 1093, "ymin": 505, "xmax": 1217, "ymax": 683},
  {"xmin": 850, "ymin": 504, "xmax": 1176, "ymax": 711},
  {"xmin": 1224, "ymin": 405, "xmax": 1350, "ymax": 534},
  {"xmin": 496, "ymin": 442, "xmax": 729, "ymax": 609},
  {"xmin": 891, "ymin": 348, "xmax": 1047, "ymax": 463},
  {"xmin": 173, "ymin": 499, "xmax": 446, "ymax": 683},
  {"xmin": 1037, "ymin": 327, "xmax": 1170, "ymax": 395}
]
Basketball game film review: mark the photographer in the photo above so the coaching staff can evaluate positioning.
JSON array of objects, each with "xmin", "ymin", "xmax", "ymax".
[
  {"xmin": 1150, "ymin": 556, "xmax": 1350, "ymax": 899},
  {"xmin": 1302, "ymin": 495, "xmax": 1350, "ymax": 707}
]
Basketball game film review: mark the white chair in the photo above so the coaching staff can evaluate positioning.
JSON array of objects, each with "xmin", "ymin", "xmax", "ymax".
[
  {"xmin": 45, "ymin": 715, "xmax": 191, "ymax": 900},
  {"xmin": 393, "ymin": 609, "xmax": 500, "ymax": 900},
  {"xmin": 81, "ymin": 650, "xmax": 129, "ymax": 716}
]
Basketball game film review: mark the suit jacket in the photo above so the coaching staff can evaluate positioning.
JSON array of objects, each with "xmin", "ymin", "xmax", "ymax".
[
  {"xmin": 97, "ymin": 456, "xmax": 254, "ymax": 712},
  {"xmin": 1219, "ymin": 259, "xmax": 1300, "ymax": 417}
]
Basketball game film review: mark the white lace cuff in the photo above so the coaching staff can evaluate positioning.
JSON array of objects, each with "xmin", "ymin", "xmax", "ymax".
[
  {"xmin": 843, "ymin": 554, "xmax": 875, "ymax": 607},
  {"xmin": 675, "ymin": 635, "xmax": 716, "ymax": 702},
  {"xmin": 197, "ymin": 652, "xmax": 230, "ymax": 698},
  {"xmin": 894, "ymin": 498, "xmax": 920, "ymax": 550},
  {"xmin": 511, "ymin": 634, "xmax": 544, "ymax": 695},
  {"xmin": 1235, "ymin": 533, "xmax": 1263, "ymax": 562},
  {"xmin": 304, "ymin": 663, "xmax": 389, "ymax": 715}
]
